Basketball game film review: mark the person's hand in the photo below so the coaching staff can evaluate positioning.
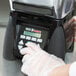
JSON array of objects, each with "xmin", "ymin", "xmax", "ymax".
[
  {"xmin": 20, "ymin": 42, "xmax": 65, "ymax": 76},
  {"xmin": 64, "ymin": 16, "xmax": 76, "ymax": 62},
  {"xmin": 64, "ymin": 16, "xmax": 76, "ymax": 40}
]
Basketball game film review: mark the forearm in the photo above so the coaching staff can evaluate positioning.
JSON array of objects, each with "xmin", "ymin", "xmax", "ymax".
[{"xmin": 48, "ymin": 64, "xmax": 71, "ymax": 76}]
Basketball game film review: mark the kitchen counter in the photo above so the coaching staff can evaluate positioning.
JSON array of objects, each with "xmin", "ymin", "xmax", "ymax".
[
  {"xmin": 2, "ymin": 59, "xmax": 24, "ymax": 76},
  {"xmin": 0, "ymin": 27, "xmax": 26, "ymax": 76}
]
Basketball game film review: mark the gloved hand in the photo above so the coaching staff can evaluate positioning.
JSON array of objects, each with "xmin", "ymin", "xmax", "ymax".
[{"xmin": 20, "ymin": 42, "xmax": 65, "ymax": 76}]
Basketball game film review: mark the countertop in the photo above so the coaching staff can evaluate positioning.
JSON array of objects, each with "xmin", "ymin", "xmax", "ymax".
[{"xmin": 0, "ymin": 27, "xmax": 26, "ymax": 76}]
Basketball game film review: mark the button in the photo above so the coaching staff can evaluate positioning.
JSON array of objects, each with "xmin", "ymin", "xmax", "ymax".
[
  {"xmin": 25, "ymin": 27, "xmax": 32, "ymax": 31},
  {"xmin": 32, "ymin": 29, "xmax": 41, "ymax": 33},
  {"xmin": 31, "ymin": 37, "xmax": 37, "ymax": 41},
  {"xmin": 37, "ymin": 39, "xmax": 43, "ymax": 43},
  {"xmin": 26, "ymin": 36, "xmax": 31, "ymax": 40},
  {"xmin": 19, "ymin": 40, "xmax": 24, "ymax": 45},
  {"xmin": 18, "ymin": 45, "xmax": 23, "ymax": 50},
  {"xmin": 20, "ymin": 35, "xmax": 25, "ymax": 39}
]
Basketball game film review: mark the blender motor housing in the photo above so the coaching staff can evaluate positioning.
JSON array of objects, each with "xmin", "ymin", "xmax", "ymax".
[{"xmin": 3, "ymin": 0, "xmax": 74, "ymax": 60}]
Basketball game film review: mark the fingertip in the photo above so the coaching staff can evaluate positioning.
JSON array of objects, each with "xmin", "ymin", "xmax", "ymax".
[
  {"xmin": 25, "ymin": 42, "xmax": 42, "ymax": 52},
  {"xmin": 25, "ymin": 42, "xmax": 36, "ymax": 46},
  {"xmin": 25, "ymin": 42, "xmax": 37, "ymax": 49},
  {"xmin": 20, "ymin": 48, "xmax": 26, "ymax": 55}
]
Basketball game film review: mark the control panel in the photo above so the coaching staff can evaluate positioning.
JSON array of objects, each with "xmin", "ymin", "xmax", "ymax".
[{"xmin": 16, "ymin": 24, "xmax": 49, "ymax": 52}]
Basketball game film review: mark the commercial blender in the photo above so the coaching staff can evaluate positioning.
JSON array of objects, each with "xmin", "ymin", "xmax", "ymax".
[{"xmin": 3, "ymin": 0, "xmax": 75, "ymax": 60}]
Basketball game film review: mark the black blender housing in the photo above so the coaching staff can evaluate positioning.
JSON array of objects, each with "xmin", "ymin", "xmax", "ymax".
[{"xmin": 3, "ymin": 0, "xmax": 75, "ymax": 60}]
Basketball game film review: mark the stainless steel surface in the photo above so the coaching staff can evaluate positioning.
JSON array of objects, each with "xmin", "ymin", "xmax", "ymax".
[
  {"xmin": 2, "ymin": 59, "xmax": 24, "ymax": 76},
  {"xmin": 61, "ymin": 0, "xmax": 74, "ymax": 18},
  {"xmin": 12, "ymin": 0, "xmax": 54, "ymax": 8},
  {"xmin": 10, "ymin": 0, "xmax": 74, "ymax": 19},
  {"xmin": 0, "ymin": 27, "xmax": 25, "ymax": 76}
]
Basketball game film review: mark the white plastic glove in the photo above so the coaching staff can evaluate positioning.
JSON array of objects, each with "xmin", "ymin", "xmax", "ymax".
[{"xmin": 20, "ymin": 42, "xmax": 65, "ymax": 76}]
